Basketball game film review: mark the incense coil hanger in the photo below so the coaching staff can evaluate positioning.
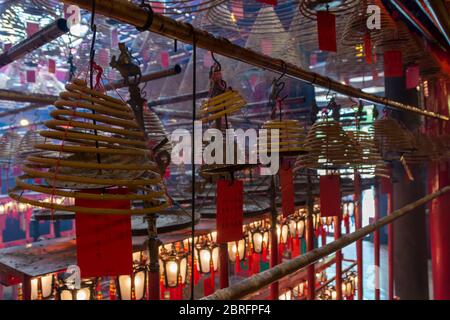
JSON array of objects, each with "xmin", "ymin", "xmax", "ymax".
[{"xmin": 9, "ymin": 79, "xmax": 168, "ymax": 215}]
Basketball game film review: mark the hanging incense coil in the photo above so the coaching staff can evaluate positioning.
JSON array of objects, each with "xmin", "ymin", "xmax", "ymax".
[
  {"xmin": 372, "ymin": 118, "xmax": 415, "ymax": 160},
  {"xmin": 259, "ymin": 119, "xmax": 309, "ymax": 156},
  {"xmin": 9, "ymin": 79, "xmax": 168, "ymax": 215},
  {"xmin": 0, "ymin": 131, "xmax": 22, "ymax": 165},
  {"xmin": 347, "ymin": 130, "xmax": 389, "ymax": 177},
  {"xmin": 14, "ymin": 128, "xmax": 58, "ymax": 165},
  {"xmin": 199, "ymin": 89, "xmax": 247, "ymax": 123},
  {"xmin": 295, "ymin": 119, "xmax": 363, "ymax": 171},
  {"xmin": 299, "ymin": 0, "xmax": 360, "ymax": 20},
  {"xmin": 402, "ymin": 133, "xmax": 441, "ymax": 164}
]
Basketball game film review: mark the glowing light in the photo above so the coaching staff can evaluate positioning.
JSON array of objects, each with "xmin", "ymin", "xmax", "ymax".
[{"xmin": 20, "ymin": 119, "xmax": 29, "ymax": 126}]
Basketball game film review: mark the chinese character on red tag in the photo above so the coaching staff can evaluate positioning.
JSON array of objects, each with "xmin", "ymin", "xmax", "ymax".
[
  {"xmin": 319, "ymin": 175, "xmax": 341, "ymax": 217},
  {"xmin": 317, "ymin": 11, "xmax": 337, "ymax": 52}
]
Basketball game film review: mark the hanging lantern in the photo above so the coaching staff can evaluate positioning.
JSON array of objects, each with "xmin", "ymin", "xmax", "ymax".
[
  {"xmin": 183, "ymin": 236, "xmax": 200, "ymax": 252},
  {"xmin": 116, "ymin": 265, "xmax": 147, "ymax": 300},
  {"xmin": 31, "ymin": 274, "xmax": 55, "ymax": 300},
  {"xmin": 279, "ymin": 289, "xmax": 292, "ymax": 300},
  {"xmin": 227, "ymin": 238, "xmax": 247, "ymax": 262},
  {"xmin": 277, "ymin": 221, "xmax": 289, "ymax": 244},
  {"xmin": 316, "ymin": 271, "xmax": 327, "ymax": 283},
  {"xmin": 160, "ymin": 246, "xmax": 188, "ymax": 288},
  {"xmin": 249, "ymin": 225, "xmax": 269, "ymax": 254},
  {"xmin": 323, "ymin": 285, "xmax": 337, "ymax": 300},
  {"xmin": 195, "ymin": 241, "xmax": 219, "ymax": 274},
  {"xmin": 293, "ymin": 280, "xmax": 307, "ymax": 297},
  {"xmin": 208, "ymin": 231, "xmax": 217, "ymax": 243},
  {"xmin": 295, "ymin": 215, "xmax": 306, "ymax": 238},
  {"xmin": 342, "ymin": 277, "xmax": 355, "ymax": 298},
  {"xmin": 321, "ymin": 215, "xmax": 334, "ymax": 226},
  {"xmin": 347, "ymin": 271, "xmax": 358, "ymax": 291},
  {"xmin": 58, "ymin": 278, "xmax": 97, "ymax": 300}
]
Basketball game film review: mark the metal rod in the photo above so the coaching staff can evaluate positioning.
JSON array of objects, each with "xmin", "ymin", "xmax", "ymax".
[
  {"xmin": 354, "ymin": 172, "xmax": 363, "ymax": 300},
  {"xmin": 202, "ymin": 186, "xmax": 450, "ymax": 300},
  {"xmin": 60, "ymin": 0, "xmax": 449, "ymax": 121},
  {"xmin": 148, "ymin": 91, "xmax": 209, "ymax": 107},
  {"xmin": 103, "ymin": 64, "xmax": 182, "ymax": 91},
  {"xmin": 0, "ymin": 19, "xmax": 69, "ymax": 68}
]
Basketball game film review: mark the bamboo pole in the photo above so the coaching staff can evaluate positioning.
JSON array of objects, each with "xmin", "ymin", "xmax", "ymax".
[
  {"xmin": 202, "ymin": 186, "xmax": 450, "ymax": 300},
  {"xmin": 0, "ymin": 89, "xmax": 57, "ymax": 105},
  {"xmin": 60, "ymin": 0, "xmax": 449, "ymax": 121}
]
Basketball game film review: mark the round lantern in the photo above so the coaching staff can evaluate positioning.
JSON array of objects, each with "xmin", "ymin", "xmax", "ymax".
[
  {"xmin": 324, "ymin": 285, "xmax": 337, "ymax": 300},
  {"xmin": 58, "ymin": 278, "xmax": 97, "ymax": 300},
  {"xmin": 208, "ymin": 231, "xmax": 217, "ymax": 243},
  {"xmin": 347, "ymin": 271, "xmax": 358, "ymax": 291},
  {"xmin": 195, "ymin": 242, "xmax": 219, "ymax": 274},
  {"xmin": 249, "ymin": 226, "xmax": 269, "ymax": 254},
  {"xmin": 295, "ymin": 216, "xmax": 306, "ymax": 238},
  {"xmin": 31, "ymin": 274, "xmax": 55, "ymax": 300},
  {"xmin": 227, "ymin": 238, "xmax": 247, "ymax": 262},
  {"xmin": 116, "ymin": 265, "xmax": 147, "ymax": 300},
  {"xmin": 183, "ymin": 236, "xmax": 200, "ymax": 252},
  {"xmin": 342, "ymin": 277, "xmax": 354, "ymax": 297},
  {"xmin": 160, "ymin": 246, "xmax": 188, "ymax": 288},
  {"xmin": 288, "ymin": 218, "xmax": 297, "ymax": 238}
]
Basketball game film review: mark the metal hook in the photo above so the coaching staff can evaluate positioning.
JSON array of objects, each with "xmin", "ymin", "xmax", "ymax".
[
  {"xmin": 276, "ymin": 60, "xmax": 287, "ymax": 83},
  {"xmin": 211, "ymin": 52, "xmax": 222, "ymax": 71}
]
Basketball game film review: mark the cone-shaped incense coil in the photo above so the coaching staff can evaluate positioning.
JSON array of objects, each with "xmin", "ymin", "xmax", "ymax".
[
  {"xmin": 403, "ymin": 133, "xmax": 441, "ymax": 164},
  {"xmin": 9, "ymin": 79, "xmax": 168, "ymax": 215},
  {"xmin": 295, "ymin": 120, "xmax": 363, "ymax": 170},
  {"xmin": 372, "ymin": 118, "xmax": 415, "ymax": 159},
  {"xmin": 259, "ymin": 119, "xmax": 309, "ymax": 156},
  {"xmin": 0, "ymin": 131, "xmax": 22, "ymax": 164},
  {"xmin": 143, "ymin": 107, "xmax": 172, "ymax": 155},
  {"xmin": 14, "ymin": 128, "xmax": 57, "ymax": 165},
  {"xmin": 199, "ymin": 89, "xmax": 247, "ymax": 123},
  {"xmin": 347, "ymin": 130, "xmax": 389, "ymax": 177}
]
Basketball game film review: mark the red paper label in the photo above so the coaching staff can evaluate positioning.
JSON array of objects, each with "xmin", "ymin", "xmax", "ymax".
[
  {"xmin": 279, "ymin": 167, "xmax": 295, "ymax": 217},
  {"xmin": 48, "ymin": 59, "xmax": 56, "ymax": 74},
  {"xmin": 26, "ymin": 70, "xmax": 36, "ymax": 83},
  {"xmin": 319, "ymin": 175, "xmax": 341, "ymax": 217},
  {"xmin": 26, "ymin": 22, "xmax": 39, "ymax": 37},
  {"xmin": 380, "ymin": 177, "xmax": 393, "ymax": 194},
  {"xmin": 364, "ymin": 33, "xmax": 372, "ymax": 64},
  {"xmin": 317, "ymin": 11, "xmax": 337, "ymax": 52},
  {"xmin": 152, "ymin": 2, "xmax": 165, "ymax": 13},
  {"xmin": 406, "ymin": 64, "xmax": 420, "ymax": 89},
  {"xmin": 384, "ymin": 50, "xmax": 403, "ymax": 77},
  {"xmin": 160, "ymin": 51, "xmax": 170, "ymax": 68},
  {"xmin": 260, "ymin": 39, "xmax": 272, "ymax": 56},
  {"xmin": 75, "ymin": 188, "xmax": 133, "ymax": 277},
  {"xmin": 216, "ymin": 179, "xmax": 243, "ymax": 243}
]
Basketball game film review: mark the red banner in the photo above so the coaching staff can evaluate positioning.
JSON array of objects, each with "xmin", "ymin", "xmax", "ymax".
[
  {"xmin": 216, "ymin": 179, "xmax": 244, "ymax": 243},
  {"xmin": 279, "ymin": 167, "xmax": 295, "ymax": 217},
  {"xmin": 317, "ymin": 11, "xmax": 337, "ymax": 52},
  {"xmin": 75, "ymin": 188, "xmax": 133, "ymax": 277},
  {"xmin": 257, "ymin": 0, "xmax": 278, "ymax": 5},
  {"xmin": 26, "ymin": 70, "xmax": 36, "ymax": 83},
  {"xmin": 384, "ymin": 50, "xmax": 403, "ymax": 77},
  {"xmin": 160, "ymin": 51, "xmax": 170, "ymax": 68},
  {"xmin": 26, "ymin": 22, "xmax": 39, "ymax": 37},
  {"xmin": 364, "ymin": 33, "xmax": 372, "ymax": 64},
  {"xmin": 319, "ymin": 175, "xmax": 341, "ymax": 217},
  {"xmin": 406, "ymin": 64, "xmax": 420, "ymax": 89},
  {"xmin": 48, "ymin": 59, "xmax": 56, "ymax": 74}
]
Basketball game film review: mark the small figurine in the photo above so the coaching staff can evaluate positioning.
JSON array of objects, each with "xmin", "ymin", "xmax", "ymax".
[{"xmin": 110, "ymin": 42, "xmax": 142, "ymax": 84}]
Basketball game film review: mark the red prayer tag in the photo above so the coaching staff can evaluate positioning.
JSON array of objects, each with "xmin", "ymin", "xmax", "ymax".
[
  {"xmin": 364, "ymin": 33, "xmax": 372, "ymax": 64},
  {"xmin": 260, "ymin": 38, "xmax": 272, "ymax": 56},
  {"xmin": 406, "ymin": 64, "xmax": 420, "ymax": 89},
  {"xmin": 384, "ymin": 50, "xmax": 403, "ymax": 77},
  {"xmin": 319, "ymin": 175, "xmax": 341, "ymax": 217},
  {"xmin": 380, "ymin": 176, "xmax": 393, "ymax": 194},
  {"xmin": 26, "ymin": 22, "xmax": 39, "ymax": 37},
  {"xmin": 26, "ymin": 70, "xmax": 36, "ymax": 83},
  {"xmin": 48, "ymin": 59, "xmax": 56, "ymax": 74},
  {"xmin": 216, "ymin": 179, "xmax": 243, "ymax": 244},
  {"xmin": 279, "ymin": 167, "xmax": 295, "ymax": 217},
  {"xmin": 317, "ymin": 11, "xmax": 337, "ymax": 52},
  {"xmin": 152, "ymin": 2, "xmax": 165, "ymax": 13},
  {"xmin": 160, "ymin": 51, "xmax": 170, "ymax": 68},
  {"xmin": 75, "ymin": 188, "xmax": 133, "ymax": 277}
]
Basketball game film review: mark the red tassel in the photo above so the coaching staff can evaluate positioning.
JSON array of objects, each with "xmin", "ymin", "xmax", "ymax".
[
  {"xmin": 344, "ymin": 215, "xmax": 350, "ymax": 234},
  {"xmin": 278, "ymin": 243, "xmax": 284, "ymax": 264},
  {"xmin": 261, "ymin": 244, "xmax": 268, "ymax": 263},
  {"xmin": 292, "ymin": 238, "xmax": 299, "ymax": 257},
  {"xmin": 235, "ymin": 255, "xmax": 241, "ymax": 273},
  {"xmin": 364, "ymin": 33, "xmax": 372, "ymax": 64},
  {"xmin": 251, "ymin": 253, "xmax": 260, "ymax": 274},
  {"xmin": 193, "ymin": 260, "xmax": 201, "ymax": 285},
  {"xmin": 160, "ymin": 279, "xmax": 165, "ymax": 300},
  {"xmin": 203, "ymin": 277, "xmax": 214, "ymax": 296},
  {"xmin": 169, "ymin": 287, "xmax": 178, "ymax": 300},
  {"xmin": 210, "ymin": 269, "xmax": 215, "ymax": 293},
  {"xmin": 248, "ymin": 252, "xmax": 253, "ymax": 275},
  {"xmin": 384, "ymin": 50, "xmax": 403, "ymax": 77}
]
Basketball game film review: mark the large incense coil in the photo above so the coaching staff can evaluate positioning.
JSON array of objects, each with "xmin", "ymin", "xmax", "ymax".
[
  {"xmin": 258, "ymin": 119, "xmax": 309, "ymax": 156},
  {"xmin": 0, "ymin": 131, "xmax": 22, "ymax": 164},
  {"xmin": 199, "ymin": 89, "xmax": 247, "ymax": 123},
  {"xmin": 372, "ymin": 118, "xmax": 415, "ymax": 159},
  {"xmin": 299, "ymin": 0, "xmax": 361, "ymax": 20},
  {"xmin": 347, "ymin": 130, "xmax": 389, "ymax": 177},
  {"xmin": 9, "ymin": 79, "xmax": 168, "ymax": 215},
  {"xmin": 402, "ymin": 133, "xmax": 441, "ymax": 164},
  {"xmin": 143, "ymin": 106, "xmax": 172, "ymax": 155},
  {"xmin": 295, "ymin": 119, "xmax": 363, "ymax": 171}
]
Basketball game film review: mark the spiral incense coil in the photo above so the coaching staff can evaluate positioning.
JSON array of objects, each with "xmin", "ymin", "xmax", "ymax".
[
  {"xmin": 9, "ymin": 79, "xmax": 168, "ymax": 215},
  {"xmin": 143, "ymin": 107, "xmax": 172, "ymax": 155},
  {"xmin": 14, "ymin": 128, "xmax": 58, "ymax": 165},
  {"xmin": 199, "ymin": 89, "xmax": 247, "ymax": 123},
  {"xmin": 0, "ymin": 131, "xmax": 22, "ymax": 164},
  {"xmin": 295, "ymin": 120, "xmax": 363, "ymax": 171},
  {"xmin": 258, "ymin": 120, "xmax": 309, "ymax": 156},
  {"xmin": 372, "ymin": 118, "xmax": 415, "ymax": 159},
  {"xmin": 347, "ymin": 130, "xmax": 389, "ymax": 177},
  {"xmin": 403, "ymin": 133, "xmax": 441, "ymax": 164},
  {"xmin": 299, "ymin": 0, "xmax": 361, "ymax": 20}
]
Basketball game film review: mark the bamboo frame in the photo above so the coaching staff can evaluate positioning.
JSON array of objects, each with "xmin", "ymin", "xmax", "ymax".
[
  {"xmin": 202, "ymin": 185, "xmax": 450, "ymax": 300},
  {"xmin": 60, "ymin": 0, "xmax": 448, "ymax": 121}
]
